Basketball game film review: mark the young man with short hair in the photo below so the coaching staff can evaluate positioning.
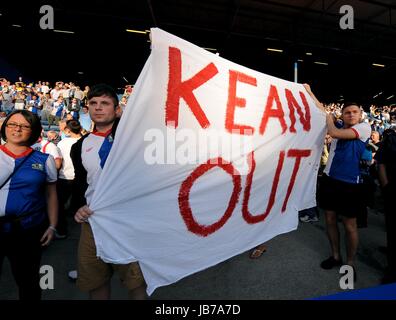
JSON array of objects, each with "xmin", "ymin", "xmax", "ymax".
[
  {"xmin": 70, "ymin": 84, "xmax": 147, "ymax": 299},
  {"xmin": 304, "ymin": 85, "xmax": 371, "ymax": 279}
]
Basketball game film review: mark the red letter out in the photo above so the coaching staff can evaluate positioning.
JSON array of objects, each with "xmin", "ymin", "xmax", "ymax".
[
  {"xmin": 281, "ymin": 149, "xmax": 312, "ymax": 212},
  {"xmin": 225, "ymin": 70, "xmax": 257, "ymax": 135},
  {"xmin": 242, "ymin": 150, "xmax": 285, "ymax": 224},
  {"xmin": 178, "ymin": 158, "xmax": 242, "ymax": 237},
  {"xmin": 165, "ymin": 47, "xmax": 219, "ymax": 128},
  {"xmin": 259, "ymin": 85, "xmax": 287, "ymax": 136},
  {"xmin": 285, "ymin": 89, "xmax": 311, "ymax": 133}
]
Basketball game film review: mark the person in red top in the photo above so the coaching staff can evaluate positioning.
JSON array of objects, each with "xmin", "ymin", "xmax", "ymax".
[
  {"xmin": 0, "ymin": 110, "xmax": 58, "ymax": 300},
  {"xmin": 124, "ymin": 84, "xmax": 133, "ymax": 96}
]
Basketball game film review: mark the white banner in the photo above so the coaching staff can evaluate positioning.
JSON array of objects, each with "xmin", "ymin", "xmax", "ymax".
[{"xmin": 90, "ymin": 28, "xmax": 326, "ymax": 295}]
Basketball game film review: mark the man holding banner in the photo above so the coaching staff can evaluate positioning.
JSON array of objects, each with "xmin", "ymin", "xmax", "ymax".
[
  {"xmin": 304, "ymin": 84, "xmax": 371, "ymax": 278},
  {"xmin": 376, "ymin": 127, "xmax": 396, "ymax": 284},
  {"xmin": 70, "ymin": 84, "xmax": 147, "ymax": 299},
  {"xmin": 85, "ymin": 29, "xmax": 327, "ymax": 295}
]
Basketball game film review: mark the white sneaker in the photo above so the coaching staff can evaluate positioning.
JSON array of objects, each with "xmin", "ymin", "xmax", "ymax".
[
  {"xmin": 299, "ymin": 215, "xmax": 319, "ymax": 223},
  {"xmin": 68, "ymin": 270, "xmax": 78, "ymax": 281}
]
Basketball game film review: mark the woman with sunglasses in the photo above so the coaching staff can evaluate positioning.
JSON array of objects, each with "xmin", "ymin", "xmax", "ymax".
[{"xmin": 0, "ymin": 110, "xmax": 58, "ymax": 300}]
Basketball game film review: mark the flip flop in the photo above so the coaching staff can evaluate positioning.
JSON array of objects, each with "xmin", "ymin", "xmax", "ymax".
[{"xmin": 249, "ymin": 245, "xmax": 267, "ymax": 259}]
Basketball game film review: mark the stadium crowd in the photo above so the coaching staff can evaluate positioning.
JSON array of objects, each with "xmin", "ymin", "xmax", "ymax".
[{"xmin": 0, "ymin": 77, "xmax": 395, "ymax": 300}]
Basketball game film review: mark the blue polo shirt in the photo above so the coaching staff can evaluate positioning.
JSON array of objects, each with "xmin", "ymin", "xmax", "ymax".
[
  {"xmin": 324, "ymin": 122, "xmax": 371, "ymax": 184},
  {"xmin": 0, "ymin": 146, "xmax": 57, "ymax": 232}
]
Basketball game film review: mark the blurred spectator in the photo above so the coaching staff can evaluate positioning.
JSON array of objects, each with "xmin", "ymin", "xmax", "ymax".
[
  {"xmin": 79, "ymin": 105, "xmax": 92, "ymax": 132},
  {"xmin": 376, "ymin": 127, "xmax": 396, "ymax": 284}
]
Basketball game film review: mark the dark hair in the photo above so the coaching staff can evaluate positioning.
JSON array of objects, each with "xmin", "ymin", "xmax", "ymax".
[
  {"xmin": 66, "ymin": 119, "xmax": 82, "ymax": 134},
  {"xmin": 342, "ymin": 102, "xmax": 361, "ymax": 112},
  {"xmin": 1, "ymin": 110, "xmax": 42, "ymax": 146},
  {"xmin": 87, "ymin": 83, "xmax": 119, "ymax": 108}
]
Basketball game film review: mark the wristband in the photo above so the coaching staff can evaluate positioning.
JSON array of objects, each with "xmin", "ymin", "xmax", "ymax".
[{"xmin": 48, "ymin": 226, "xmax": 57, "ymax": 232}]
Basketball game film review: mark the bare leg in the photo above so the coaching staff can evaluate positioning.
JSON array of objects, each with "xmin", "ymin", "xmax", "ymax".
[
  {"xmin": 325, "ymin": 211, "xmax": 341, "ymax": 260},
  {"xmin": 342, "ymin": 216, "xmax": 358, "ymax": 266},
  {"xmin": 128, "ymin": 284, "xmax": 148, "ymax": 300},
  {"xmin": 89, "ymin": 281, "xmax": 111, "ymax": 300}
]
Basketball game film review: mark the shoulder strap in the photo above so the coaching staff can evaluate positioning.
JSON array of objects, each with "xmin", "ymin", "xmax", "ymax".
[{"xmin": 0, "ymin": 150, "xmax": 35, "ymax": 190}]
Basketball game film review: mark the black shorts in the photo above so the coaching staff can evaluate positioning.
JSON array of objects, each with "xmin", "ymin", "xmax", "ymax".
[{"xmin": 318, "ymin": 174, "xmax": 365, "ymax": 218}]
